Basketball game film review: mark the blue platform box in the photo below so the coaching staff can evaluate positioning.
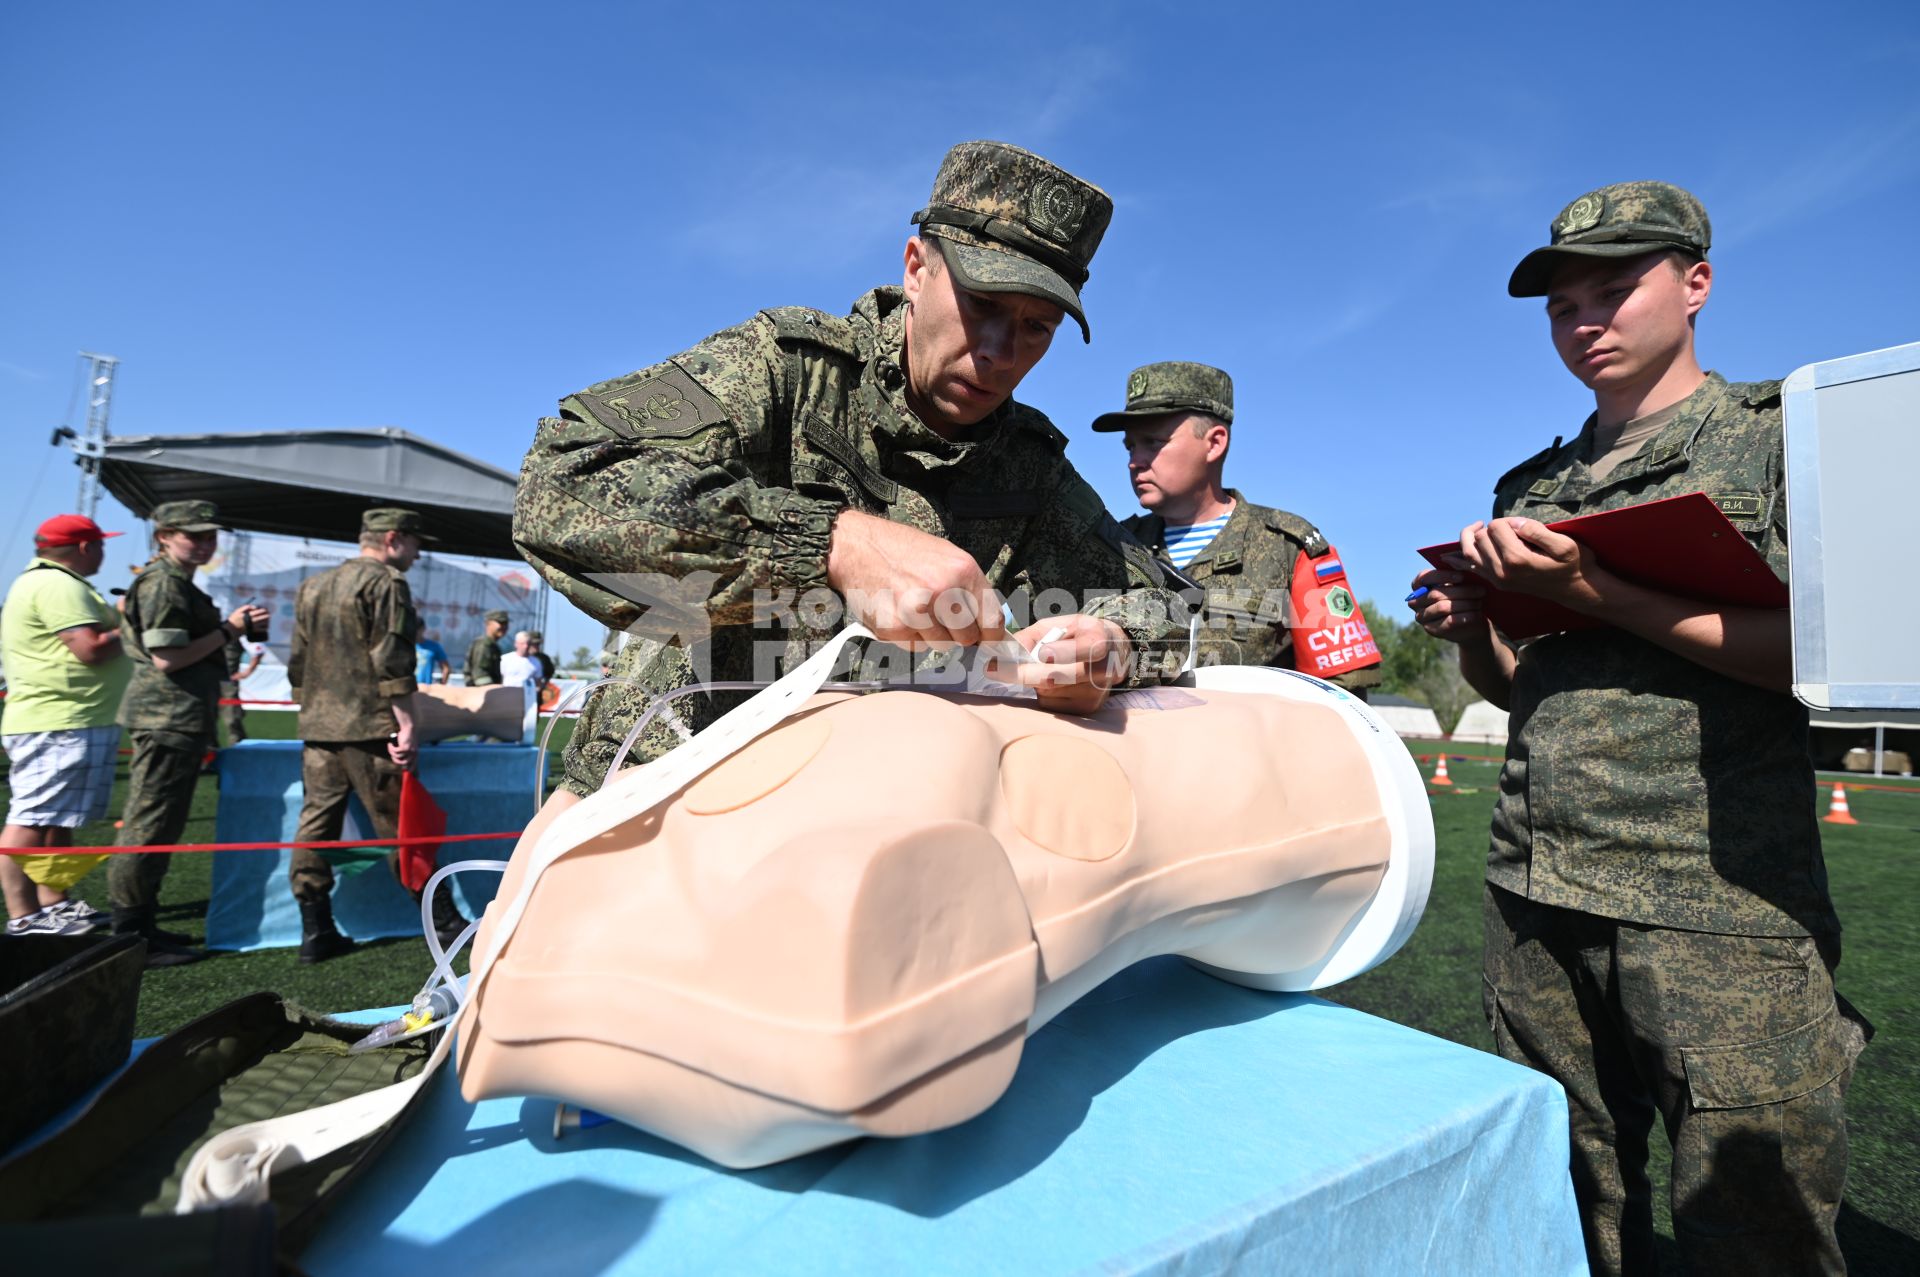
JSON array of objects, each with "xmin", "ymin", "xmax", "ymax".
[
  {"xmin": 304, "ymin": 957, "xmax": 1585, "ymax": 1276},
  {"xmin": 206, "ymin": 739, "xmax": 539, "ymax": 951}
]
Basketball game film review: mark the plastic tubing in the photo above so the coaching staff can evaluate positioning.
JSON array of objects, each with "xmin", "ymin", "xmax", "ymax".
[
  {"xmin": 534, "ymin": 677, "xmax": 644, "ymax": 808},
  {"xmin": 420, "ymin": 860, "xmax": 509, "ymax": 1006}
]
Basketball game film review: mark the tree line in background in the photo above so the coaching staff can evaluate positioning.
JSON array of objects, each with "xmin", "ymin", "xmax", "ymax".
[{"xmin": 1361, "ymin": 599, "xmax": 1477, "ymax": 734}]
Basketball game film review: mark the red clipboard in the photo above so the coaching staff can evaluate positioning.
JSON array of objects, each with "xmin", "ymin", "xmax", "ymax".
[{"xmin": 1417, "ymin": 491, "xmax": 1787, "ymax": 641}]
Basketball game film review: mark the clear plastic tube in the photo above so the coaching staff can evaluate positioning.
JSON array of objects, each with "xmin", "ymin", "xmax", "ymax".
[
  {"xmin": 533, "ymin": 677, "xmax": 644, "ymax": 807},
  {"xmin": 420, "ymin": 860, "xmax": 508, "ymax": 1006}
]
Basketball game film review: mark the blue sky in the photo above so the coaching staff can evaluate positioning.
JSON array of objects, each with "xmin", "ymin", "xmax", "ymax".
[{"xmin": 4, "ymin": 1, "xmax": 1916, "ymax": 663}]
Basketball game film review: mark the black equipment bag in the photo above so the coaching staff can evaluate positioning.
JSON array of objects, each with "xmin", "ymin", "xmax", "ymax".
[
  {"xmin": 0, "ymin": 991, "xmax": 439, "ymax": 1274},
  {"xmin": 0, "ymin": 932, "xmax": 145, "ymax": 1150}
]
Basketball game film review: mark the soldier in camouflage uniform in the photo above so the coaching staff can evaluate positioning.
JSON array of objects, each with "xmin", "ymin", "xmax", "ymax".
[
  {"xmin": 1409, "ymin": 182, "xmax": 1870, "ymax": 1276},
  {"xmin": 218, "ymin": 635, "xmax": 262, "ymax": 745},
  {"xmin": 465, "ymin": 610, "xmax": 508, "ymax": 686},
  {"xmin": 110, "ymin": 500, "xmax": 269, "ymax": 966},
  {"xmin": 515, "ymin": 141, "xmax": 1182, "ymax": 798},
  {"xmin": 288, "ymin": 507, "xmax": 462, "ymax": 962},
  {"xmin": 1094, "ymin": 362, "xmax": 1382, "ymax": 693}
]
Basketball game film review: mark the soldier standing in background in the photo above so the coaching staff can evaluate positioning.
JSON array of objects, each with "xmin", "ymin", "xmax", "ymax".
[
  {"xmin": 464, "ymin": 609, "xmax": 508, "ymax": 686},
  {"xmin": 288, "ymin": 507, "xmax": 463, "ymax": 963},
  {"xmin": 1409, "ymin": 182, "xmax": 1869, "ymax": 1275},
  {"xmin": 515, "ymin": 140, "xmax": 1181, "ymax": 800},
  {"xmin": 218, "ymin": 636, "xmax": 264, "ymax": 746},
  {"xmin": 111, "ymin": 500, "xmax": 268, "ymax": 965},
  {"xmin": 1097, "ymin": 362, "xmax": 1382, "ymax": 694}
]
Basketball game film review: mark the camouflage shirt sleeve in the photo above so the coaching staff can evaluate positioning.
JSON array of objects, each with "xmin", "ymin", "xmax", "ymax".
[
  {"xmin": 287, "ymin": 577, "xmax": 310, "ymax": 696},
  {"xmin": 465, "ymin": 634, "xmax": 501, "ymax": 685},
  {"xmin": 514, "ymin": 315, "xmax": 847, "ymax": 634},
  {"xmin": 137, "ymin": 571, "xmax": 200, "ymax": 651},
  {"xmin": 372, "ymin": 571, "xmax": 418, "ymax": 699},
  {"xmin": 1759, "ymin": 393, "xmax": 1791, "ymax": 583},
  {"xmin": 1021, "ymin": 471, "xmax": 1184, "ymax": 685}
]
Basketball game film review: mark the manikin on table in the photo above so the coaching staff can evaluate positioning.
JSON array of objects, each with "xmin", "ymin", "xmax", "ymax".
[{"xmin": 458, "ymin": 667, "xmax": 1432, "ymax": 1168}]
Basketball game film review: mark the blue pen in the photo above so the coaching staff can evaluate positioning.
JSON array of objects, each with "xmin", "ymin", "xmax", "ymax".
[{"xmin": 1405, "ymin": 587, "xmax": 1429, "ymax": 603}]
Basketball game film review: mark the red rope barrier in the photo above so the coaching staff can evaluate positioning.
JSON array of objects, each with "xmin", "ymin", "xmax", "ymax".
[
  {"xmin": 217, "ymin": 697, "xmax": 579, "ymax": 715},
  {"xmin": 68, "ymin": 831, "xmax": 522, "ymax": 856}
]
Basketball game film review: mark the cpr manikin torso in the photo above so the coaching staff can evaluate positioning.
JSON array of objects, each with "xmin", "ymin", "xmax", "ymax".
[
  {"xmin": 458, "ymin": 668, "xmax": 1432, "ymax": 1167},
  {"xmin": 411, "ymin": 682, "xmax": 530, "ymax": 743}
]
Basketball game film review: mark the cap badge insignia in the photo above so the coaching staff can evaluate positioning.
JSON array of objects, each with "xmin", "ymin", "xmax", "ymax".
[
  {"xmin": 1556, "ymin": 194, "xmax": 1604, "ymax": 237},
  {"xmin": 1127, "ymin": 369, "xmax": 1150, "ymax": 401},
  {"xmin": 1029, "ymin": 177, "xmax": 1085, "ymax": 244}
]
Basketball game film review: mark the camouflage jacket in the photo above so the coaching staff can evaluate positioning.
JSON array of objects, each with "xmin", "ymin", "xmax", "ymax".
[
  {"xmin": 118, "ymin": 555, "xmax": 225, "ymax": 738},
  {"xmin": 289, "ymin": 556, "xmax": 418, "ymax": 743},
  {"xmin": 516, "ymin": 286, "xmax": 1182, "ymax": 795},
  {"xmin": 464, "ymin": 633, "xmax": 502, "ymax": 686},
  {"xmin": 1122, "ymin": 491, "xmax": 1382, "ymax": 691},
  {"xmin": 1487, "ymin": 372, "xmax": 1839, "ymax": 938}
]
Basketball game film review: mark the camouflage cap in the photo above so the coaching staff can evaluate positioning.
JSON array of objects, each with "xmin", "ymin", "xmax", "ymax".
[
  {"xmin": 525, "ymin": 630, "xmax": 544, "ymax": 643},
  {"xmin": 485, "ymin": 609, "xmax": 511, "ymax": 624},
  {"xmin": 362, "ymin": 507, "xmax": 437, "ymax": 541},
  {"xmin": 912, "ymin": 140, "xmax": 1113, "ymax": 343},
  {"xmin": 150, "ymin": 499, "xmax": 227, "ymax": 533},
  {"xmin": 1090, "ymin": 362, "xmax": 1234, "ymax": 432},
  {"xmin": 1508, "ymin": 180, "xmax": 1711, "ymax": 297}
]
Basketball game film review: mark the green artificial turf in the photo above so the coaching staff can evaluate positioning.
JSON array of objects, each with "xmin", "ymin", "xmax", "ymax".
[
  {"xmin": 1329, "ymin": 754, "xmax": 1920, "ymax": 1271},
  {"xmin": 5, "ymin": 716, "xmax": 1916, "ymax": 1269}
]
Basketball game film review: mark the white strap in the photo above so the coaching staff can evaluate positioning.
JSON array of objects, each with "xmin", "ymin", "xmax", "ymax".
[{"xmin": 177, "ymin": 625, "xmax": 878, "ymax": 1213}]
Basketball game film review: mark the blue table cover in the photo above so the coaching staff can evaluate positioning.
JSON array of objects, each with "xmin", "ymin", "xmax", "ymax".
[
  {"xmin": 206, "ymin": 739, "xmax": 540, "ymax": 951},
  {"xmin": 304, "ymin": 957, "xmax": 1584, "ymax": 1276}
]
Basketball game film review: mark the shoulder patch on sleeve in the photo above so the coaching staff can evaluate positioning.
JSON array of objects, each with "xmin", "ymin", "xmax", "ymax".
[
  {"xmin": 568, "ymin": 360, "xmax": 729, "ymax": 441},
  {"xmin": 1261, "ymin": 507, "xmax": 1328, "ymax": 556},
  {"xmin": 759, "ymin": 306, "xmax": 860, "ymax": 358}
]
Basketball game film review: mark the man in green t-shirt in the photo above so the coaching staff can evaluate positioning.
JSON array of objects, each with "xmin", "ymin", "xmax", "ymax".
[{"xmin": 1, "ymin": 515, "xmax": 130, "ymax": 936}]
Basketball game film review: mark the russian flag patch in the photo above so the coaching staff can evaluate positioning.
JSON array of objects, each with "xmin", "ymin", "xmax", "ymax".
[{"xmin": 1314, "ymin": 560, "xmax": 1345, "ymax": 580}]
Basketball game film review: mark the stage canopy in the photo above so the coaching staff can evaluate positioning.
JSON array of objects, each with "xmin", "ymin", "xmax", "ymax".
[{"xmin": 80, "ymin": 427, "xmax": 519, "ymax": 560}]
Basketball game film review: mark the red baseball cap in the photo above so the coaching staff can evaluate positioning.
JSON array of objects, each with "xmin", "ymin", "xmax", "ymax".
[{"xmin": 34, "ymin": 514, "xmax": 123, "ymax": 547}]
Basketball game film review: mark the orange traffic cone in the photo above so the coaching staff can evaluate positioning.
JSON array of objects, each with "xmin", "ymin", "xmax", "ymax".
[
  {"xmin": 1430, "ymin": 755, "xmax": 1453, "ymax": 787},
  {"xmin": 1823, "ymin": 783, "xmax": 1858, "ymax": 825}
]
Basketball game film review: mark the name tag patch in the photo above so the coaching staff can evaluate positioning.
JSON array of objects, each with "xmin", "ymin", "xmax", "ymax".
[{"xmin": 1711, "ymin": 492, "xmax": 1764, "ymax": 520}]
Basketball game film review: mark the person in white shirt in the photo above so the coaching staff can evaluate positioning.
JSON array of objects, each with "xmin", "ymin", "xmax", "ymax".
[{"xmin": 500, "ymin": 630, "xmax": 537, "ymax": 688}]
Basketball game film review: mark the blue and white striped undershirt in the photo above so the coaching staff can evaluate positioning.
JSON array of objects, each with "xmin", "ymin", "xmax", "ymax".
[{"xmin": 1161, "ymin": 510, "xmax": 1233, "ymax": 568}]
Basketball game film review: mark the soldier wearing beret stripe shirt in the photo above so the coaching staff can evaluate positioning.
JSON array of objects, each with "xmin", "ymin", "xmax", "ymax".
[{"xmin": 1096, "ymin": 361, "xmax": 1383, "ymax": 694}]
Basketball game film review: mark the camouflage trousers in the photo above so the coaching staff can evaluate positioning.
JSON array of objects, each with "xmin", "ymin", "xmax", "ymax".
[
  {"xmin": 219, "ymin": 680, "xmax": 246, "ymax": 745},
  {"xmin": 108, "ymin": 729, "xmax": 208, "ymax": 914},
  {"xmin": 293, "ymin": 741, "xmax": 401, "ymax": 903},
  {"xmin": 1483, "ymin": 885, "xmax": 1870, "ymax": 1277}
]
